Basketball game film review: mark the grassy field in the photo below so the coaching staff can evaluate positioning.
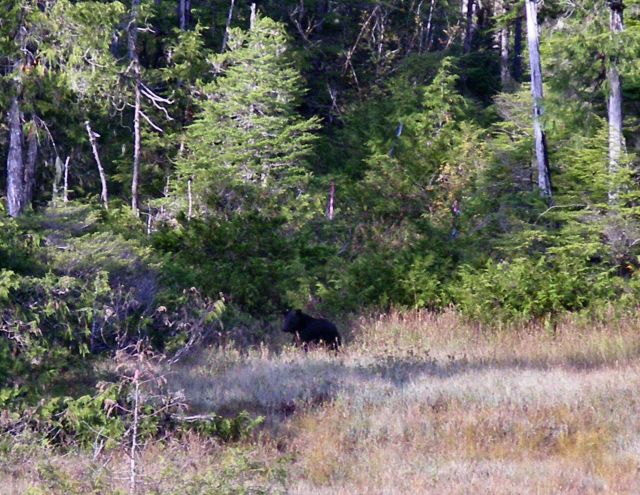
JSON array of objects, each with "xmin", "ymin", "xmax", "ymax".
[{"xmin": 4, "ymin": 310, "xmax": 640, "ymax": 494}]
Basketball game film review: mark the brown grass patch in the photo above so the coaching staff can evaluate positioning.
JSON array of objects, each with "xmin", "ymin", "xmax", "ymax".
[{"xmin": 6, "ymin": 309, "xmax": 640, "ymax": 493}]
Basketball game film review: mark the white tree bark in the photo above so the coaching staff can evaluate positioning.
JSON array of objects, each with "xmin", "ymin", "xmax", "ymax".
[
  {"xmin": 608, "ymin": 0, "xmax": 624, "ymax": 204},
  {"xmin": 424, "ymin": 0, "xmax": 436, "ymax": 51},
  {"xmin": 129, "ymin": 369, "xmax": 140, "ymax": 495},
  {"xmin": 85, "ymin": 121, "xmax": 109, "ymax": 209},
  {"xmin": 7, "ymin": 97, "xmax": 25, "ymax": 217},
  {"xmin": 63, "ymin": 155, "xmax": 70, "ymax": 203},
  {"xmin": 23, "ymin": 124, "xmax": 38, "ymax": 207},
  {"xmin": 221, "ymin": 0, "xmax": 236, "ymax": 52},
  {"xmin": 250, "ymin": 3, "xmax": 257, "ymax": 30},
  {"xmin": 187, "ymin": 177, "xmax": 193, "ymax": 219},
  {"xmin": 525, "ymin": 0, "xmax": 552, "ymax": 200},
  {"xmin": 128, "ymin": 0, "xmax": 142, "ymax": 216}
]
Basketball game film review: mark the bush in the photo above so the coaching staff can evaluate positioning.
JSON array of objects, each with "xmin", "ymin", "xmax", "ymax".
[
  {"xmin": 316, "ymin": 243, "xmax": 453, "ymax": 312},
  {"xmin": 154, "ymin": 214, "xmax": 309, "ymax": 314},
  {"xmin": 454, "ymin": 255, "xmax": 620, "ymax": 323}
]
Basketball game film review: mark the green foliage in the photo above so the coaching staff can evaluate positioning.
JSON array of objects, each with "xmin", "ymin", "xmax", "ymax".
[
  {"xmin": 181, "ymin": 411, "xmax": 265, "ymax": 442},
  {"xmin": 155, "ymin": 213, "xmax": 308, "ymax": 313},
  {"xmin": 0, "ymin": 270, "xmax": 99, "ymax": 390},
  {"xmin": 4, "ymin": 2, "xmax": 640, "ymax": 469},
  {"xmin": 176, "ymin": 14, "xmax": 320, "ymax": 218},
  {"xmin": 6, "ymin": 383, "xmax": 262, "ymax": 450},
  {"xmin": 455, "ymin": 255, "xmax": 620, "ymax": 324},
  {"xmin": 34, "ymin": 385, "xmax": 127, "ymax": 449}
]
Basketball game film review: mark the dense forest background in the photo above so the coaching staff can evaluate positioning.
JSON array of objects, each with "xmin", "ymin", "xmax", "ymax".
[
  {"xmin": 0, "ymin": 0, "xmax": 640, "ymax": 494},
  {"xmin": 1, "ymin": 0, "xmax": 640, "ymax": 467}
]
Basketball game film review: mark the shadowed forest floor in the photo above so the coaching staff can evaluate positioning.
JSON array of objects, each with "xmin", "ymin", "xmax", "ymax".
[{"xmin": 4, "ymin": 311, "xmax": 640, "ymax": 494}]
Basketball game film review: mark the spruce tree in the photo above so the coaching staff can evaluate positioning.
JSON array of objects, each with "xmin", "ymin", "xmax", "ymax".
[{"xmin": 177, "ymin": 14, "xmax": 320, "ymax": 218}]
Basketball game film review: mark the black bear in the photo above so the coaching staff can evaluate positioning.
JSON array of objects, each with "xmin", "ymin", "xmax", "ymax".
[{"xmin": 282, "ymin": 309, "xmax": 342, "ymax": 351}]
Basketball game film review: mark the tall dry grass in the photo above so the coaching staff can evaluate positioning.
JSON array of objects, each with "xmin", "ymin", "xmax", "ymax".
[{"xmin": 4, "ymin": 309, "xmax": 640, "ymax": 493}]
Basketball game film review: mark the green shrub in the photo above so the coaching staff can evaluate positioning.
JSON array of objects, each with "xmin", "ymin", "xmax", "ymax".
[
  {"xmin": 454, "ymin": 255, "xmax": 620, "ymax": 323},
  {"xmin": 154, "ymin": 214, "xmax": 309, "ymax": 314}
]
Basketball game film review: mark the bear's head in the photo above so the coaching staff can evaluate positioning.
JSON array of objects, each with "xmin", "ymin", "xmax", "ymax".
[{"xmin": 282, "ymin": 309, "xmax": 302, "ymax": 334}]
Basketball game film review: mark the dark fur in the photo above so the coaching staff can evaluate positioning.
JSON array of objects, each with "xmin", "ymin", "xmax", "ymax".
[{"xmin": 282, "ymin": 309, "xmax": 341, "ymax": 351}]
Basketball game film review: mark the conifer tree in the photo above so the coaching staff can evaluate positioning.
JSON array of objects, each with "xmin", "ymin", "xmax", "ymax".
[{"xmin": 177, "ymin": 14, "xmax": 319, "ymax": 217}]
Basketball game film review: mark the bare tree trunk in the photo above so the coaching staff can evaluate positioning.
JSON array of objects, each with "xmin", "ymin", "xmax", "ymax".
[
  {"xmin": 250, "ymin": 3, "xmax": 257, "ymax": 30},
  {"xmin": 178, "ymin": 0, "xmax": 191, "ymax": 30},
  {"xmin": 608, "ymin": 0, "xmax": 625, "ymax": 204},
  {"xmin": 221, "ymin": 0, "xmax": 236, "ymax": 52},
  {"xmin": 513, "ymin": 9, "xmax": 523, "ymax": 82},
  {"xmin": 132, "ymin": 84, "xmax": 141, "ymax": 216},
  {"xmin": 85, "ymin": 121, "xmax": 109, "ymax": 209},
  {"xmin": 525, "ymin": 0, "xmax": 552, "ymax": 200},
  {"xmin": 496, "ymin": 0, "xmax": 512, "ymax": 89},
  {"xmin": 63, "ymin": 155, "xmax": 70, "ymax": 203},
  {"xmin": 178, "ymin": 0, "xmax": 186, "ymax": 30},
  {"xmin": 327, "ymin": 180, "xmax": 335, "ymax": 220},
  {"xmin": 129, "ymin": 0, "xmax": 142, "ymax": 216},
  {"xmin": 53, "ymin": 157, "xmax": 62, "ymax": 206},
  {"xmin": 129, "ymin": 369, "xmax": 140, "ymax": 495},
  {"xmin": 463, "ymin": 0, "xmax": 475, "ymax": 54},
  {"xmin": 23, "ymin": 123, "xmax": 38, "ymax": 208},
  {"xmin": 7, "ymin": 98, "xmax": 25, "ymax": 217},
  {"xmin": 187, "ymin": 176, "xmax": 193, "ymax": 219},
  {"xmin": 424, "ymin": 0, "xmax": 436, "ymax": 51}
]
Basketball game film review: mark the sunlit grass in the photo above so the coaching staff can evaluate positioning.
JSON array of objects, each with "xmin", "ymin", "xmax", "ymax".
[{"xmin": 5, "ymin": 309, "xmax": 640, "ymax": 493}]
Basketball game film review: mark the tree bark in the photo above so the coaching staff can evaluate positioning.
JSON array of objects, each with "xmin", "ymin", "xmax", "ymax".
[
  {"xmin": 525, "ymin": 0, "xmax": 552, "ymax": 200},
  {"xmin": 327, "ymin": 180, "xmax": 335, "ymax": 220},
  {"xmin": 513, "ymin": 9, "xmax": 523, "ymax": 82},
  {"xmin": 6, "ymin": 97, "xmax": 25, "ymax": 217},
  {"xmin": 463, "ymin": 0, "xmax": 475, "ymax": 54},
  {"xmin": 128, "ymin": 0, "xmax": 142, "ymax": 216},
  {"xmin": 85, "ymin": 121, "xmax": 109, "ymax": 209},
  {"xmin": 250, "ymin": 3, "xmax": 257, "ymax": 30},
  {"xmin": 608, "ymin": 0, "xmax": 624, "ymax": 204},
  {"xmin": 178, "ymin": 0, "xmax": 191, "ymax": 30},
  {"xmin": 496, "ymin": 0, "xmax": 512, "ymax": 89},
  {"xmin": 424, "ymin": 0, "xmax": 436, "ymax": 51},
  {"xmin": 23, "ymin": 123, "xmax": 38, "ymax": 207},
  {"xmin": 63, "ymin": 155, "xmax": 70, "ymax": 203},
  {"xmin": 221, "ymin": 0, "xmax": 236, "ymax": 52}
]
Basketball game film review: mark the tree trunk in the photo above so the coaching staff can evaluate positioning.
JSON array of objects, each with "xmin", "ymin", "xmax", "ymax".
[
  {"xmin": 53, "ymin": 156, "xmax": 63, "ymax": 206},
  {"xmin": 23, "ymin": 123, "xmax": 38, "ymax": 207},
  {"xmin": 6, "ymin": 97, "xmax": 25, "ymax": 217},
  {"xmin": 513, "ymin": 9, "xmax": 523, "ymax": 82},
  {"xmin": 129, "ymin": 0, "xmax": 142, "ymax": 216},
  {"xmin": 63, "ymin": 155, "xmax": 70, "ymax": 203},
  {"xmin": 424, "ymin": 0, "xmax": 436, "ymax": 51},
  {"xmin": 250, "ymin": 3, "xmax": 257, "ymax": 30},
  {"xmin": 327, "ymin": 180, "xmax": 335, "ymax": 220},
  {"xmin": 178, "ymin": 0, "xmax": 191, "ymax": 30},
  {"xmin": 221, "ymin": 0, "xmax": 236, "ymax": 52},
  {"xmin": 525, "ymin": 0, "xmax": 552, "ymax": 200},
  {"xmin": 608, "ymin": 0, "xmax": 624, "ymax": 204},
  {"xmin": 463, "ymin": 0, "xmax": 475, "ymax": 54},
  {"xmin": 85, "ymin": 121, "xmax": 109, "ymax": 209},
  {"xmin": 496, "ymin": 0, "xmax": 512, "ymax": 89}
]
